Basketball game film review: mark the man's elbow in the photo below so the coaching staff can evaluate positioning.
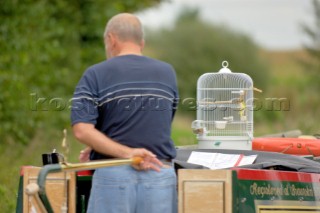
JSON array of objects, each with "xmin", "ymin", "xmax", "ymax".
[{"xmin": 72, "ymin": 123, "xmax": 91, "ymax": 141}]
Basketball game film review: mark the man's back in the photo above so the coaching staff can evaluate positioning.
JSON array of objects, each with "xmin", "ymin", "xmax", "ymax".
[{"xmin": 71, "ymin": 55, "xmax": 178, "ymax": 160}]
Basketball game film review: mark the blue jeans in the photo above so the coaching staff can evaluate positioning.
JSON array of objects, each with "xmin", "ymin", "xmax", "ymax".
[{"xmin": 87, "ymin": 165, "xmax": 177, "ymax": 213}]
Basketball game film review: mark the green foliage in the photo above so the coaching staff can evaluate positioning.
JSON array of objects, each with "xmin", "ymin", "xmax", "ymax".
[
  {"xmin": 145, "ymin": 8, "xmax": 270, "ymax": 113},
  {"xmin": 0, "ymin": 0, "xmax": 162, "ymax": 144},
  {"xmin": 301, "ymin": 0, "xmax": 320, "ymax": 88}
]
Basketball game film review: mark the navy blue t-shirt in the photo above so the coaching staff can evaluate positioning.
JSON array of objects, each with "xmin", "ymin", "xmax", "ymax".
[{"xmin": 71, "ymin": 55, "xmax": 179, "ymax": 160}]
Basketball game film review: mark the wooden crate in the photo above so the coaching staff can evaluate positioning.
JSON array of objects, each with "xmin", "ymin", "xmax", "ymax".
[
  {"xmin": 178, "ymin": 169, "xmax": 232, "ymax": 213},
  {"xmin": 22, "ymin": 167, "xmax": 76, "ymax": 213}
]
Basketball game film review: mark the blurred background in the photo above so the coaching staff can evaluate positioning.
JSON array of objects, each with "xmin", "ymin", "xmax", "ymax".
[{"xmin": 1, "ymin": 0, "xmax": 319, "ymax": 211}]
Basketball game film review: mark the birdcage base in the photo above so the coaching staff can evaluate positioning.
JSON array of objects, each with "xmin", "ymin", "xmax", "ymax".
[{"xmin": 197, "ymin": 136, "xmax": 252, "ymax": 150}]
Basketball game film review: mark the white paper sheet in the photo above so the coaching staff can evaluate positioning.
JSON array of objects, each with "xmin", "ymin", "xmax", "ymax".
[
  {"xmin": 238, "ymin": 155, "xmax": 257, "ymax": 166},
  {"xmin": 187, "ymin": 151, "xmax": 257, "ymax": 170},
  {"xmin": 187, "ymin": 151, "xmax": 217, "ymax": 168},
  {"xmin": 210, "ymin": 153, "xmax": 241, "ymax": 170}
]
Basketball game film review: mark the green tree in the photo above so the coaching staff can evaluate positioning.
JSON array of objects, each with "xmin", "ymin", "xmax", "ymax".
[
  {"xmin": 145, "ymin": 8, "xmax": 270, "ymax": 113},
  {"xmin": 0, "ymin": 0, "xmax": 163, "ymax": 144},
  {"xmin": 301, "ymin": 0, "xmax": 320, "ymax": 88}
]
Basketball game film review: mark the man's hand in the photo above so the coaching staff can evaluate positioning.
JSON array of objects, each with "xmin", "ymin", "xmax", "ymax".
[
  {"xmin": 79, "ymin": 146, "xmax": 92, "ymax": 162},
  {"xmin": 73, "ymin": 123, "xmax": 163, "ymax": 171},
  {"xmin": 130, "ymin": 148, "xmax": 163, "ymax": 172}
]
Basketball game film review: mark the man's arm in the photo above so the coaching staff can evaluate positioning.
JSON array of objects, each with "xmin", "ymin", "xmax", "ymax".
[{"xmin": 73, "ymin": 122, "xmax": 163, "ymax": 171}]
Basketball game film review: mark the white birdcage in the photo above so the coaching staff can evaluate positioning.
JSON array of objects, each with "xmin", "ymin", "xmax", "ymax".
[{"xmin": 192, "ymin": 61, "xmax": 254, "ymax": 150}]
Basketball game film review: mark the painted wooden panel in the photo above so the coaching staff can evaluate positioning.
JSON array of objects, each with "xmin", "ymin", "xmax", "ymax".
[{"xmin": 178, "ymin": 169, "xmax": 232, "ymax": 213}]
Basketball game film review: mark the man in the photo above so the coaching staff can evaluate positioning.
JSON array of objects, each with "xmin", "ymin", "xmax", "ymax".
[{"xmin": 71, "ymin": 13, "xmax": 178, "ymax": 213}]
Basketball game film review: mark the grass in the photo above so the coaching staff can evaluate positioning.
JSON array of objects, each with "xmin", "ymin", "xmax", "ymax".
[
  {"xmin": 0, "ymin": 130, "xmax": 85, "ymax": 212},
  {"xmin": 171, "ymin": 113, "xmax": 197, "ymax": 146},
  {"xmin": 256, "ymin": 50, "xmax": 319, "ymax": 136}
]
